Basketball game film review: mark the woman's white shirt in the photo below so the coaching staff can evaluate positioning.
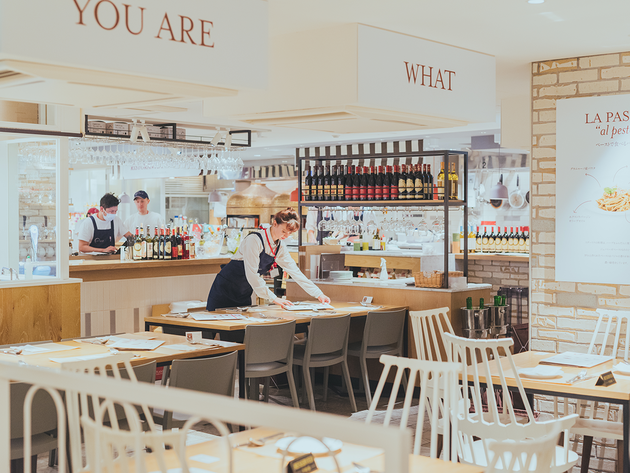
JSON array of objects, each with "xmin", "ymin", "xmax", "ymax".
[{"xmin": 232, "ymin": 229, "xmax": 323, "ymax": 301}]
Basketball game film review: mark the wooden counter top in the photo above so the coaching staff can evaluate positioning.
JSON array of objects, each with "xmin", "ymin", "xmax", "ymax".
[
  {"xmin": 454, "ymin": 253, "xmax": 529, "ymax": 262},
  {"xmin": 69, "ymin": 256, "xmax": 231, "ymax": 282}
]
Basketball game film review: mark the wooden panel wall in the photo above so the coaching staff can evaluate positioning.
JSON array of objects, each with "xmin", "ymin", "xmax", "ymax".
[{"xmin": 0, "ymin": 283, "xmax": 80, "ymax": 344}]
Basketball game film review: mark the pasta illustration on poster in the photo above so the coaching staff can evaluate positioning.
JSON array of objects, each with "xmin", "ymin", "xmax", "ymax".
[{"xmin": 556, "ymin": 94, "xmax": 630, "ymax": 284}]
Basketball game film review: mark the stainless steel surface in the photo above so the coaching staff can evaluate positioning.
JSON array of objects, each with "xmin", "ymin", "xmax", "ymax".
[
  {"xmin": 461, "ymin": 307, "xmax": 490, "ymax": 337},
  {"xmin": 488, "ymin": 305, "xmax": 510, "ymax": 336}
]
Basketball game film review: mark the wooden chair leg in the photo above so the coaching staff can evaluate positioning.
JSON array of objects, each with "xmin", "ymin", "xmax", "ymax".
[
  {"xmin": 341, "ymin": 360, "xmax": 357, "ymax": 412},
  {"xmin": 581, "ymin": 435, "xmax": 594, "ymax": 473},
  {"xmin": 617, "ymin": 439, "xmax": 624, "ymax": 473},
  {"xmin": 303, "ymin": 364, "xmax": 316, "ymax": 411},
  {"xmin": 286, "ymin": 367, "xmax": 300, "ymax": 409}
]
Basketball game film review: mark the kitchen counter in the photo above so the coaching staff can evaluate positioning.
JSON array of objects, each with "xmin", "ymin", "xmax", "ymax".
[
  {"xmin": 69, "ymin": 256, "xmax": 231, "ymax": 282},
  {"xmin": 306, "ymin": 279, "xmax": 491, "ymax": 293}
]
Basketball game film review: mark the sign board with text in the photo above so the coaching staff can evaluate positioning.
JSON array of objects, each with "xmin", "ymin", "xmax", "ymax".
[
  {"xmin": 357, "ymin": 25, "xmax": 496, "ymax": 123},
  {"xmin": 0, "ymin": 0, "xmax": 267, "ymax": 89},
  {"xmin": 556, "ymin": 94, "xmax": 630, "ymax": 284}
]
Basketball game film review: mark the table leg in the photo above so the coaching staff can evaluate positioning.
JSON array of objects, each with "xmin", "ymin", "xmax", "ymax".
[{"xmin": 623, "ymin": 400, "xmax": 629, "ymax": 473}]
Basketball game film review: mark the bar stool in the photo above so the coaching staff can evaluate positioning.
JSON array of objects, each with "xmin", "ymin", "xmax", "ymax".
[{"xmin": 347, "ymin": 309, "xmax": 407, "ymax": 406}]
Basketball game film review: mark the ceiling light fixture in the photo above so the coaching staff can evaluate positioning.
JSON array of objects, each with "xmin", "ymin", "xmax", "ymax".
[
  {"xmin": 528, "ymin": 0, "xmax": 544, "ymax": 4},
  {"xmin": 208, "ymin": 191, "xmax": 223, "ymax": 203}
]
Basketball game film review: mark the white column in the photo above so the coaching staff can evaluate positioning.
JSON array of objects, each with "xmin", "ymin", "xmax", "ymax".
[
  {"xmin": 0, "ymin": 142, "xmax": 19, "ymax": 271},
  {"xmin": 57, "ymin": 137, "xmax": 70, "ymax": 280}
]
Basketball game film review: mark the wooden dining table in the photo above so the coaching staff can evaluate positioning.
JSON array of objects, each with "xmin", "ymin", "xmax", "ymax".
[
  {"xmin": 145, "ymin": 302, "xmax": 407, "ymax": 339},
  {"xmin": 0, "ymin": 331, "xmax": 245, "ymax": 392},
  {"xmin": 145, "ymin": 302, "xmax": 406, "ymax": 400},
  {"xmin": 477, "ymin": 350, "xmax": 630, "ymax": 473},
  {"xmin": 113, "ymin": 426, "xmax": 485, "ymax": 473}
]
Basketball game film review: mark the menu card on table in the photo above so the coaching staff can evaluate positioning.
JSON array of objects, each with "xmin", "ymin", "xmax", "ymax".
[{"xmin": 540, "ymin": 352, "xmax": 612, "ymax": 368}]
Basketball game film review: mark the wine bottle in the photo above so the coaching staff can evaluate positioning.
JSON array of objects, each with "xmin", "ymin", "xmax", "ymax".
[
  {"xmin": 352, "ymin": 166, "xmax": 361, "ymax": 201},
  {"xmin": 476, "ymin": 226, "xmax": 482, "ymax": 254},
  {"xmin": 425, "ymin": 165, "xmax": 433, "ymax": 200},
  {"xmin": 359, "ymin": 166, "xmax": 368, "ymax": 201},
  {"xmin": 375, "ymin": 166, "xmax": 384, "ymax": 201},
  {"xmin": 383, "ymin": 166, "xmax": 391, "ymax": 200},
  {"xmin": 501, "ymin": 226, "xmax": 508, "ymax": 253},
  {"xmin": 316, "ymin": 166, "xmax": 324, "ymax": 201},
  {"xmin": 183, "ymin": 227, "xmax": 190, "ymax": 259},
  {"xmin": 171, "ymin": 226, "xmax": 178, "ymax": 259},
  {"xmin": 304, "ymin": 166, "xmax": 312, "ymax": 201},
  {"xmin": 518, "ymin": 226, "xmax": 526, "ymax": 253},
  {"xmin": 177, "ymin": 227, "xmax": 183, "ymax": 259},
  {"xmin": 331, "ymin": 165, "xmax": 338, "ymax": 201},
  {"xmin": 146, "ymin": 226, "xmax": 154, "ymax": 260},
  {"xmin": 391, "ymin": 165, "xmax": 399, "ymax": 200},
  {"xmin": 524, "ymin": 227, "xmax": 530, "ymax": 254},
  {"xmin": 158, "ymin": 226, "xmax": 165, "ymax": 260},
  {"xmin": 450, "ymin": 163, "xmax": 459, "ymax": 200},
  {"xmin": 415, "ymin": 163, "xmax": 424, "ymax": 200},
  {"xmin": 323, "ymin": 166, "xmax": 331, "ymax": 201},
  {"xmin": 406, "ymin": 163, "xmax": 415, "ymax": 200},
  {"xmin": 398, "ymin": 164, "xmax": 407, "ymax": 200},
  {"xmin": 367, "ymin": 166, "xmax": 375, "ymax": 201},
  {"xmin": 495, "ymin": 226, "xmax": 503, "ymax": 254},
  {"xmin": 153, "ymin": 227, "xmax": 159, "ymax": 260},
  {"xmin": 437, "ymin": 162, "xmax": 445, "ymax": 200},
  {"xmin": 336, "ymin": 165, "xmax": 344, "ymax": 201},
  {"xmin": 165, "ymin": 226, "xmax": 172, "ymax": 260},
  {"xmin": 133, "ymin": 227, "xmax": 142, "ymax": 261},
  {"xmin": 139, "ymin": 224, "xmax": 146, "ymax": 260},
  {"xmin": 345, "ymin": 165, "xmax": 354, "ymax": 201},
  {"xmin": 507, "ymin": 226, "xmax": 514, "ymax": 253},
  {"xmin": 482, "ymin": 226, "xmax": 489, "ymax": 253}
]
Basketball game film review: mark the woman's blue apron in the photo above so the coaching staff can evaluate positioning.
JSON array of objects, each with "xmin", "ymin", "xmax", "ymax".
[{"xmin": 206, "ymin": 232, "xmax": 279, "ymax": 311}]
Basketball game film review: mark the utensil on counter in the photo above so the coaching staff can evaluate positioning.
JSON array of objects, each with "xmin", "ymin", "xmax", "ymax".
[
  {"xmin": 567, "ymin": 370, "xmax": 587, "ymax": 384},
  {"xmin": 508, "ymin": 175, "xmax": 527, "ymax": 209}
]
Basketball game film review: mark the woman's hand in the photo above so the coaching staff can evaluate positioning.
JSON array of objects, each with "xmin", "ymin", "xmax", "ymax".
[
  {"xmin": 273, "ymin": 298, "xmax": 294, "ymax": 309},
  {"xmin": 318, "ymin": 294, "xmax": 331, "ymax": 304}
]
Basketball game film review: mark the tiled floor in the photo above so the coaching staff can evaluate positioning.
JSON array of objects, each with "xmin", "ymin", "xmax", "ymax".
[{"xmin": 33, "ymin": 377, "xmax": 431, "ymax": 471}]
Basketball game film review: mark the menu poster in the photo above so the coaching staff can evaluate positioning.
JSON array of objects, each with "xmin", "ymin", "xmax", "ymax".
[{"xmin": 556, "ymin": 94, "xmax": 630, "ymax": 284}]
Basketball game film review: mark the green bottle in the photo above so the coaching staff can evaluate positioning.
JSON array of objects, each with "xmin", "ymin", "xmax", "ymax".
[
  {"xmin": 466, "ymin": 297, "xmax": 473, "ymax": 310},
  {"xmin": 479, "ymin": 298, "xmax": 484, "ymax": 309}
]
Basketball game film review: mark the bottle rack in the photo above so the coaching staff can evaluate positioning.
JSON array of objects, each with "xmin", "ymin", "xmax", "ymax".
[{"xmin": 296, "ymin": 149, "xmax": 468, "ymax": 288}]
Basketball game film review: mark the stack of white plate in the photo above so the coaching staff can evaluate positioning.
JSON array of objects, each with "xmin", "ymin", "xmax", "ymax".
[{"xmin": 329, "ymin": 271, "xmax": 353, "ymax": 281}]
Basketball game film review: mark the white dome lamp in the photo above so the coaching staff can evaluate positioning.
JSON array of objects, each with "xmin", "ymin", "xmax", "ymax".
[{"xmin": 208, "ymin": 191, "xmax": 223, "ymax": 203}]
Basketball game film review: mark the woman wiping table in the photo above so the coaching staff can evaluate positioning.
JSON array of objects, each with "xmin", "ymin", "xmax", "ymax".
[{"xmin": 206, "ymin": 208, "xmax": 330, "ymax": 311}]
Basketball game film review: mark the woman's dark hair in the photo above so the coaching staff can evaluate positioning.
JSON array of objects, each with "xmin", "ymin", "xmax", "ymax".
[
  {"xmin": 273, "ymin": 207, "xmax": 300, "ymax": 232},
  {"xmin": 100, "ymin": 193, "xmax": 120, "ymax": 210}
]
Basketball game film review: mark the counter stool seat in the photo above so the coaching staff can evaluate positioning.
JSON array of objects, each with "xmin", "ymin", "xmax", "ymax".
[
  {"xmin": 246, "ymin": 361, "xmax": 288, "ymax": 374},
  {"xmin": 347, "ymin": 343, "xmax": 399, "ymax": 355}
]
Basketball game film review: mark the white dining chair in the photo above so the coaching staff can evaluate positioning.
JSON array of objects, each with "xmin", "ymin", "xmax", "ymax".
[
  {"xmin": 409, "ymin": 307, "xmax": 453, "ymax": 362},
  {"xmin": 443, "ymin": 333, "xmax": 579, "ymax": 473},
  {"xmin": 364, "ymin": 354, "xmax": 461, "ymax": 460},
  {"xmin": 560, "ymin": 308, "xmax": 630, "ymax": 473},
  {"xmin": 60, "ymin": 353, "xmax": 157, "ymax": 471},
  {"xmin": 484, "ymin": 414, "xmax": 578, "ymax": 473}
]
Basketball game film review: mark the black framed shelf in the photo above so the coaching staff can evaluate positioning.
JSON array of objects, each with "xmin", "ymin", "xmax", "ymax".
[{"xmin": 296, "ymin": 148, "xmax": 469, "ymax": 288}]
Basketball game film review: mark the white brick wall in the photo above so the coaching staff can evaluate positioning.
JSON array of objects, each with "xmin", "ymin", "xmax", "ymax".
[{"xmin": 532, "ymin": 51, "xmax": 630, "ymax": 473}]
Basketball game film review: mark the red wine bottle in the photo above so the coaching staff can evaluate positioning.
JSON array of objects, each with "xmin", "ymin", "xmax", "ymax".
[{"xmin": 375, "ymin": 166, "xmax": 384, "ymax": 201}]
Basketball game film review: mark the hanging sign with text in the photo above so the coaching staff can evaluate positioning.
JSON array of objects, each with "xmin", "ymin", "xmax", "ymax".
[
  {"xmin": 0, "ymin": 0, "xmax": 268, "ymax": 89},
  {"xmin": 357, "ymin": 25, "xmax": 496, "ymax": 123},
  {"xmin": 556, "ymin": 94, "xmax": 630, "ymax": 284}
]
